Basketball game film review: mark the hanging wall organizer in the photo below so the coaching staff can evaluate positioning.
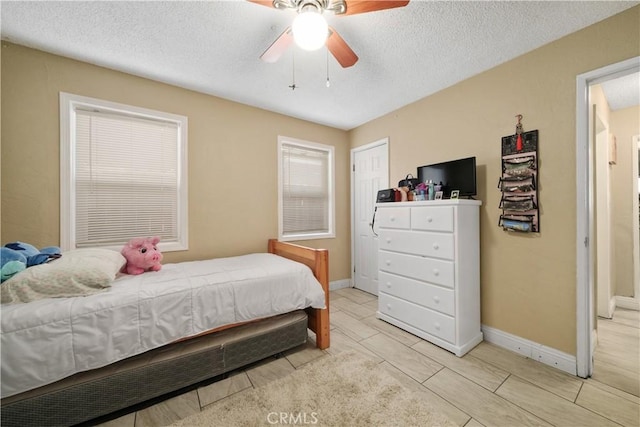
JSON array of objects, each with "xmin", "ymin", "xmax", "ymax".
[{"xmin": 498, "ymin": 115, "xmax": 540, "ymax": 232}]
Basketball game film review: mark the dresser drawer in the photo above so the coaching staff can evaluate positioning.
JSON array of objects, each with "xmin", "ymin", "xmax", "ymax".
[
  {"xmin": 379, "ymin": 271, "xmax": 455, "ymax": 316},
  {"xmin": 411, "ymin": 206, "xmax": 454, "ymax": 232},
  {"xmin": 379, "ymin": 229, "xmax": 454, "ymax": 260},
  {"xmin": 376, "ymin": 207, "xmax": 410, "ymax": 229},
  {"xmin": 379, "ymin": 293, "xmax": 455, "ymax": 343},
  {"xmin": 379, "ymin": 250, "xmax": 455, "ymax": 289}
]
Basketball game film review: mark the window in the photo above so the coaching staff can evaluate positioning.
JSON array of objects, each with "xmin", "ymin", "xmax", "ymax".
[
  {"xmin": 278, "ymin": 136, "xmax": 335, "ymax": 241},
  {"xmin": 60, "ymin": 93, "xmax": 188, "ymax": 252}
]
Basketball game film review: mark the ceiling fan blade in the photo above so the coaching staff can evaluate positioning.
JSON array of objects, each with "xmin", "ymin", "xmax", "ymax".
[
  {"xmin": 327, "ymin": 27, "xmax": 358, "ymax": 68},
  {"xmin": 260, "ymin": 27, "xmax": 294, "ymax": 63},
  {"xmin": 341, "ymin": 0, "xmax": 409, "ymax": 16},
  {"xmin": 247, "ymin": 0, "xmax": 276, "ymax": 9},
  {"xmin": 247, "ymin": 0, "xmax": 298, "ymax": 10}
]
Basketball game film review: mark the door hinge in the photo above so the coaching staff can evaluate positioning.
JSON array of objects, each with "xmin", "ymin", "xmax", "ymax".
[
  {"xmin": 352, "ymin": 164, "xmax": 355, "ymax": 172},
  {"xmin": 584, "ymin": 237, "xmax": 589, "ymax": 247}
]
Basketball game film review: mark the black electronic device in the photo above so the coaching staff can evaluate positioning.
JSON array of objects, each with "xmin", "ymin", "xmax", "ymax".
[
  {"xmin": 417, "ymin": 156, "xmax": 477, "ymax": 198},
  {"xmin": 376, "ymin": 188, "xmax": 399, "ymax": 203}
]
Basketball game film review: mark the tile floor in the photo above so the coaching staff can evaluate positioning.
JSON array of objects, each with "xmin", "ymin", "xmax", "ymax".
[
  {"xmin": 97, "ymin": 288, "xmax": 640, "ymax": 427},
  {"xmin": 593, "ymin": 307, "xmax": 640, "ymax": 397}
]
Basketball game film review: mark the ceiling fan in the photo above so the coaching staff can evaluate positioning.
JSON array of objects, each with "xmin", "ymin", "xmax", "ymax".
[{"xmin": 249, "ymin": 0, "xmax": 410, "ymax": 68}]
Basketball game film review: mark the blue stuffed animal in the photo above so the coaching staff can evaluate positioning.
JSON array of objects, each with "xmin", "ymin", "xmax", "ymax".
[
  {"xmin": 0, "ymin": 248, "xmax": 27, "ymax": 282},
  {"xmin": 1, "ymin": 242, "xmax": 62, "ymax": 283},
  {"xmin": 4, "ymin": 242, "xmax": 61, "ymax": 267}
]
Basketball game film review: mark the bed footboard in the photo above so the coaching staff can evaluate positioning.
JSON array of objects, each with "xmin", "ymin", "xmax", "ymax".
[{"xmin": 268, "ymin": 239, "xmax": 330, "ymax": 349}]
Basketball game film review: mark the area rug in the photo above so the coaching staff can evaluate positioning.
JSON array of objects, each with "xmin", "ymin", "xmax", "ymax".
[{"xmin": 170, "ymin": 351, "xmax": 455, "ymax": 426}]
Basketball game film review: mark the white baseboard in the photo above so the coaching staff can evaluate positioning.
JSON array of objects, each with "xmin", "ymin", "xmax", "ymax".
[
  {"xmin": 615, "ymin": 296, "xmax": 640, "ymax": 311},
  {"xmin": 481, "ymin": 325, "xmax": 577, "ymax": 376},
  {"xmin": 329, "ymin": 279, "xmax": 351, "ymax": 291}
]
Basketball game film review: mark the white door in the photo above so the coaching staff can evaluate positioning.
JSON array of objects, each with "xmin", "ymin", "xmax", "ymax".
[
  {"xmin": 594, "ymin": 108, "xmax": 614, "ymax": 319},
  {"xmin": 352, "ymin": 139, "xmax": 389, "ymax": 295}
]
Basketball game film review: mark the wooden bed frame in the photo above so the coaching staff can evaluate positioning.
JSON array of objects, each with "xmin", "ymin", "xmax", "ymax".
[{"xmin": 268, "ymin": 239, "xmax": 330, "ymax": 349}]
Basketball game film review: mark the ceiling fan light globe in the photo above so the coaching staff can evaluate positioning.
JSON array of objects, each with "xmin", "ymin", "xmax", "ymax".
[{"xmin": 292, "ymin": 11, "xmax": 328, "ymax": 51}]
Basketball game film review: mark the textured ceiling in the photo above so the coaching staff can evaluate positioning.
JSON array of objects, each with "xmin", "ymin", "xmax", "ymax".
[
  {"xmin": 1, "ymin": 1, "xmax": 638, "ymax": 130},
  {"xmin": 601, "ymin": 72, "xmax": 640, "ymax": 111}
]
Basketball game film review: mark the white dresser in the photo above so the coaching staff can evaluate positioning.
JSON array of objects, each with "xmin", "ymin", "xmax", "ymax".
[{"xmin": 375, "ymin": 200, "xmax": 482, "ymax": 356}]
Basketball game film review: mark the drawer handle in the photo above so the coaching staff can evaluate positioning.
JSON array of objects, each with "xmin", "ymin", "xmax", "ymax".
[
  {"xmin": 386, "ymin": 260, "xmax": 391, "ymax": 266},
  {"xmin": 433, "ymin": 269, "xmax": 440, "ymax": 277},
  {"xmin": 387, "ymin": 304, "xmax": 391, "ymax": 310},
  {"xmin": 434, "ymin": 322, "xmax": 441, "ymax": 331},
  {"xmin": 433, "ymin": 296, "xmax": 440, "ymax": 304},
  {"xmin": 386, "ymin": 282, "xmax": 392, "ymax": 289},
  {"xmin": 427, "ymin": 217, "xmax": 433, "ymax": 223},
  {"xmin": 390, "ymin": 216, "xmax": 395, "ymax": 222},
  {"xmin": 433, "ymin": 243, "xmax": 439, "ymax": 250},
  {"xmin": 386, "ymin": 238, "xmax": 392, "ymax": 244}
]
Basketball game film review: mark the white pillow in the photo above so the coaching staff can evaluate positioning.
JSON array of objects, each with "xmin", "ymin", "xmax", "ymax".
[{"xmin": 1, "ymin": 248, "xmax": 126, "ymax": 305}]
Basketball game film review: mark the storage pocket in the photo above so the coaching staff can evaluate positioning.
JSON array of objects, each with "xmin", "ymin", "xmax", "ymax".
[
  {"xmin": 504, "ymin": 155, "xmax": 535, "ymax": 165},
  {"xmin": 499, "ymin": 214, "xmax": 534, "ymax": 232},
  {"xmin": 500, "ymin": 195, "xmax": 537, "ymax": 211},
  {"xmin": 498, "ymin": 175, "xmax": 536, "ymax": 193},
  {"xmin": 503, "ymin": 156, "xmax": 536, "ymax": 176}
]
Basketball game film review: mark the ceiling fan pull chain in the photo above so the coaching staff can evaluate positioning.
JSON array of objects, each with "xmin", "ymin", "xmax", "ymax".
[
  {"xmin": 289, "ymin": 50, "xmax": 297, "ymax": 90},
  {"xmin": 326, "ymin": 47, "xmax": 331, "ymax": 88}
]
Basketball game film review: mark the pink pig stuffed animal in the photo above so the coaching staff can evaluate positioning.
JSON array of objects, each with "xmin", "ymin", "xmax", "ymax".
[{"xmin": 121, "ymin": 236, "xmax": 163, "ymax": 275}]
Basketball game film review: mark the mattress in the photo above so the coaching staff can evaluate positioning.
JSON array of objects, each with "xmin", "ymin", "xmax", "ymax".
[{"xmin": 1, "ymin": 253, "xmax": 326, "ymax": 398}]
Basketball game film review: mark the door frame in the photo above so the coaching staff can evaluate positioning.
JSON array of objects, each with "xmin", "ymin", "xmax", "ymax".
[
  {"xmin": 350, "ymin": 137, "xmax": 389, "ymax": 289},
  {"xmin": 633, "ymin": 136, "xmax": 640, "ymax": 306},
  {"xmin": 575, "ymin": 56, "xmax": 640, "ymax": 378}
]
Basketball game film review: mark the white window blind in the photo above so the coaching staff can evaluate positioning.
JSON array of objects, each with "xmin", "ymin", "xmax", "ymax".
[
  {"xmin": 60, "ymin": 93, "xmax": 188, "ymax": 251},
  {"xmin": 75, "ymin": 110, "xmax": 179, "ymax": 246},
  {"xmin": 278, "ymin": 137, "xmax": 335, "ymax": 241}
]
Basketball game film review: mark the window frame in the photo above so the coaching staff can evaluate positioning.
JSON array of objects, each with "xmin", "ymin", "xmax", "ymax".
[
  {"xmin": 277, "ymin": 135, "xmax": 335, "ymax": 242},
  {"xmin": 59, "ymin": 92, "xmax": 188, "ymax": 252}
]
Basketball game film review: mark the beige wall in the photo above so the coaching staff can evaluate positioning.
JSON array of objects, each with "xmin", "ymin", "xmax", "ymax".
[
  {"xmin": 0, "ymin": 42, "xmax": 351, "ymax": 282},
  {"xmin": 611, "ymin": 105, "xmax": 640, "ymax": 297},
  {"xmin": 349, "ymin": 6, "xmax": 640, "ymax": 355}
]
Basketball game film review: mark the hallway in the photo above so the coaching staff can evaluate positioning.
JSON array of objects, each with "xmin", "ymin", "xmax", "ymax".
[{"xmin": 594, "ymin": 307, "xmax": 640, "ymax": 397}]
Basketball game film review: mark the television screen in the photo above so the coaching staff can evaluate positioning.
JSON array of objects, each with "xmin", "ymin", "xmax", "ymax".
[{"xmin": 417, "ymin": 156, "xmax": 477, "ymax": 198}]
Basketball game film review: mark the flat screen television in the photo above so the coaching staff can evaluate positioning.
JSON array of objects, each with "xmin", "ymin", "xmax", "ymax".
[{"xmin": 417, "ymin": 156, "xmax": 477, "ymax": 198}]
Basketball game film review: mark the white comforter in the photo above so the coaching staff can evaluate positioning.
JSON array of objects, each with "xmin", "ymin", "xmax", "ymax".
[{"xmin": 0, "ymin": 253, "xmax": 326, "ymax": 398}]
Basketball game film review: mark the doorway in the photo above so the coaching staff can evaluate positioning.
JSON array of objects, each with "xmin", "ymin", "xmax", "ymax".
[
  {"xmin": 350, "ymin": 138, "xmax": 389, "ymax": 295},
  {"xmin": 576, "ymin": 56, "xmax": 640, "ymax": 378}
]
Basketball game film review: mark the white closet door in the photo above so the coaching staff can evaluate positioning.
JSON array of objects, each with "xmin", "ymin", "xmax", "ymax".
[{"xmin": 352, "ymin": 140, "xmax": 388, "ymax": 295}]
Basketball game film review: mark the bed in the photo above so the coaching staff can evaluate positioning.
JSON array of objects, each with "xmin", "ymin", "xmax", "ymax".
[{"xmin": 0, "ymin": 239, "xmax": 330, "ymax": 426}]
